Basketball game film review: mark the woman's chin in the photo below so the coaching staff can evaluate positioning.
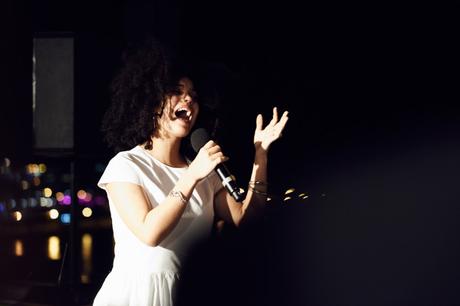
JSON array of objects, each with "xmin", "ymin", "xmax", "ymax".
[{"xmin": 171, "ymin": 126, "xmax": 192, "ymax": 138}]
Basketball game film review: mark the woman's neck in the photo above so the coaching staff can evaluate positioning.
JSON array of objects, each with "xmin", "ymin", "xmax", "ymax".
[{"xmin": 146, "ymin": 136, "xmax": 186, "ymax": 167}]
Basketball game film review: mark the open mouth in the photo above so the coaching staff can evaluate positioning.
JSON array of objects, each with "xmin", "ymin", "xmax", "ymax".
[{"xmin": 174, "ymin": 107, "xmax": 192, "ymax": 122}]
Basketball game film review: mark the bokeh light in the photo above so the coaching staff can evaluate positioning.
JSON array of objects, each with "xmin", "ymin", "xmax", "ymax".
[
  {"xmin": 60, "ymin": 213, "xmax": 71, "ymax": 224},
  {"xmin": 49, "ymin": 209, "xmax": 59, "ymax": 220},
  {"xmin": 62, "ymin": 195, "xmax": 71, "ymax": 205},
  {"xmin": 56, "ymin": 192, "xmax": 65, "ymax": 202},
  {"xmin": 33, "ymin": 177, "xmax": 41, "ymax": 186},
  {"xmin": 13, "ymin": 211, "xmax": 22, "ymax": 221},
  {"xmin": 43, "ymin": 187, "xmax": 53, "ymax": 198},
  {"xmin": 39, "ymin": 163, "xmax": 47, "ymax": 174},
  {"xmin": 47, "ymin": 236, "xmax": 61, "ymax": 260},
  {"xmin": 21, "ymin": 180, "xmax": 29, "ymax": 190},
  {"xmin": 77, "ymin": 190, "xmax": 87, "ymax": 200},
  {"xmin": 82, "ymin": 207, "xmax": 93, "ymax": 218},
  {"xmin": 14, "ymin": 240, "xmax": 24, "ymax": 257}
]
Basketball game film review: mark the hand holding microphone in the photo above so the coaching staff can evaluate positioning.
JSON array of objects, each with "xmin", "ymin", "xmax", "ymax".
[
  {"xmin": 190, "ymin": 128, "xmax": 244, "ymax": 202},
  {"xmin": 187, "ymin": 139, "xmax": 229, "ymax": 182}
]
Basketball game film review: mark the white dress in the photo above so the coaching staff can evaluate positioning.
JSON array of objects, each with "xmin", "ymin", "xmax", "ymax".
[{"xmin": 93, "ymin": 145, "xmax": 222, "ymax": 306}]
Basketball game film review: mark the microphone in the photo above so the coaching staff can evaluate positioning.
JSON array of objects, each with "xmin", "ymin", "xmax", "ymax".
[{"xmin": 190, "ymin": 128, "xmax": 244, "ymax": 202}]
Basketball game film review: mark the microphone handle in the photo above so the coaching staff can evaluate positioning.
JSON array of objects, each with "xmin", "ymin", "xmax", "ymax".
[{"xmin": 215, "ymin": 164, "xmax": 244, "ymax": 202}]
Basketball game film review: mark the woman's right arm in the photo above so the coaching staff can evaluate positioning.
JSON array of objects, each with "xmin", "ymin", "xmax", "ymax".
[{"xmin": 106, "ymin": 140, "xmax": 228, "ymax": 247}]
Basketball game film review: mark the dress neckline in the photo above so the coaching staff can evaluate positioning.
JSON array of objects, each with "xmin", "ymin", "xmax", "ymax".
[{"xmin": 137, "ymin": 145, "xmax": 190, "ymax": 170}]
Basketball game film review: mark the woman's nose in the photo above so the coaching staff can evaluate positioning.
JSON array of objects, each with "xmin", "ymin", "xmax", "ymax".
[{"xmin": 182, "ymin": 94, "xmax": 192, "ymax": 104}]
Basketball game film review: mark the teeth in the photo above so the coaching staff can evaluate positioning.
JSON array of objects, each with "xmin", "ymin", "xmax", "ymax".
[{"xmin": 175, "ymin": 107, "xmax": 192, "ymax": 122}]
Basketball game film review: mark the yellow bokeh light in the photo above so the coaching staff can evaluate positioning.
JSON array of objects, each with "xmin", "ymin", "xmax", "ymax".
[
  {"xmin": 43, "ymin": 187, "xmax": 53, "ymax": 198},
  {"xmin": 284, "ymin": 188, "xmax": 295, "ymax": 195},
  {"xmin": 49, "ymin": 209, "xmax": 59, "ymax": 220},
  {"xmin": 283, "ymin": 196, "xmax": 292, "ymax": 202},
  {"xmin": 82, "ymin": 207, "xmax": 93, "ymax": 218},
  {"xmin": 14, "ymin": 239, "xmax": 24, "ymax": 256},
  {"xmin": 77, "ymin": 190, "xmax": 87, "ymax": 200},
  {"xmin": 13, "ymin": 211, "xmax": 22, "ymax": 221},
  {"xmin": 47, "ymin": 236, "xmax": 61, "ymax": 260},
  {"xmin": 39, "ymin": 163, "xmax": 47, "ymax": 174},
  {"xmin": 81, "ymin": 233, "xmax": 93, "ymax": 284}
]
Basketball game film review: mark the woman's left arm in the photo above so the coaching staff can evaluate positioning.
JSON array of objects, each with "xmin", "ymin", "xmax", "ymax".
[{"xmin": 215, "ymin": 107, "xmax": 289, "ymax": 227}]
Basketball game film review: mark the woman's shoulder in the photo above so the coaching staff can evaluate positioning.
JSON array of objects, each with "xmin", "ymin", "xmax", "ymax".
[{"xmin": 110, "ymin": 146, "xmax": 150, "ymax": 166}]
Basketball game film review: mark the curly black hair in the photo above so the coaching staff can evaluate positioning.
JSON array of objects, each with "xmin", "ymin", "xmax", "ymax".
[{"xmin": 101, "ymin": 38, "xmax": 192, "ymax": 152}]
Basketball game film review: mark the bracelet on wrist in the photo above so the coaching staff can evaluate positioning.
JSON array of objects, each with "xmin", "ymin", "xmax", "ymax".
[
  {"xmin": 247, "ymin": 185, "xmax": 268, "ymax": 196},
  {"xmin": 248, "ymin": 180, "xmax": 268, "ymax": 187},
  {"xmin": 168, "ymin": 189, "xmax": 188, "ymax": 205}
]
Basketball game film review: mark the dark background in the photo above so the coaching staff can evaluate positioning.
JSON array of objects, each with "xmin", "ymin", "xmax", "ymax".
[{"xmin": 1, "ymin": 1, "xmax": 460, "ymax": 305}]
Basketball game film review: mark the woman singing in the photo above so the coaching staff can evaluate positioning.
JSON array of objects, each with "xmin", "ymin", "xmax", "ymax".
[{"xmin": 93, "ymin": 38, "xmax": 289, "ymax": 306}]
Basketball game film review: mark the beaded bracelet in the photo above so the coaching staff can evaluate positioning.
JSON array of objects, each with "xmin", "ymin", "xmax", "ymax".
[
  {"xmin": 247, "ymin": 185, "xmax": 268, "ymax": 196},
  {"xmin": 168, "ymin": 189, "xmax": 188, "ymax": 205},
  {"xmin": 248, "ymin": 180, "xmax": 268, "ymax": 187}
]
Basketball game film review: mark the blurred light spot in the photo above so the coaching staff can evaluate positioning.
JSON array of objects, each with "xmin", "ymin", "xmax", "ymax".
[
  {"xmin": 84, "ymin": 192, "xmax": 93, "ymax": 203},
  {"xmin": 27, "ymin": 164, "xmax": 40, "ymax": 176},
  {"xmin": 40, "ymin": 197, "xmax": 53, "ymax": 208},
  {"xmin": 81, "ymin": 275, "xmax": 89, "ymax": 284},
  {"xmin": 283, "ymin": 196, "xmax": 292, "ymax": 202},
  {"xmin": 20, "ymin": 198, "xmax": 27, "ymax": 209},
  {"xmin": 0, "ymin": 202, "xmax": 5, "ymax": 213},
  {"xmin": 49, "ymin": 209, "xmax": 59, "ymax": 220},
  {"xmin": 284, "ymin": 188, "xmax": 295, "ymax": 195},
  {"xmin": 77, "ymin": 190, "xmax": 87, "ymax": 200},
  {"xmin": 63, "ymin": 195, "xmax": 71, "ymax": 205},
  {"xmin": 47, "ymin": 236, "xmax": 61, "ymax": 260},
  {"xmin": 266, "ymin": 197, "xmax": 272, "ymax": 202},
  {"xmin": 4, "ymin": 158, "xmax": 11, "ymax": 167},
  {"xmin": 43, "ymin": 187, "xmax": 53, "ymax": 198},
  {"xmin": 81, "ymin": 233, "xmax": 93, "ymax": 284},
  {"xmin": 21, "ymin": 180, "xmax": 29, "ymax": 190},
  {"xmin": 56, "ymin": 192, "xmax": 65, "ymax": 202},
  {"xmin": 299, "ymin": 193, "xmax": 309, "ymax": 200},
  {"xmin": 39, "ymin": 163, "xmax": 47, "ymax": 174},
  {"xmin": 82, "ymin": 207, "xmax": 92, "ymax": 218},
  {"xmin": 28, "ymin": 197, "xmax": 37, "ymax": 208},
  {"xmin": 14, "ymin": 239, "xmax": 24, "ymax": 257},
  {"xmin": 321, "ymin": 193, "xmax": 326, "ymax": 197},
  {"xmin": 60, "ymin": 213, "xmax": 71, "ymax": 224},
  {"xmin": 33, "ymin": 177, "xmax": 41, "ymax": 186},
  {"xmin": 13, "ymin": 211, "xmax": 22, "ymax": 221}
]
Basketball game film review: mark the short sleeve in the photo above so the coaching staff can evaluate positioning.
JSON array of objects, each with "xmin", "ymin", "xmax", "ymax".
[
  {"xmin": 207, "ymin": 171, "xmax": 224, "ymax": 196},
  {"xmin": 97, "ymin": 153, "xmax": 142, "ymax": 190}
]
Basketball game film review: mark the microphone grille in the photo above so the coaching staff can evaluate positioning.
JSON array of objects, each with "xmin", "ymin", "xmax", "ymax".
[{"xmin": 190, "ymin": 128, "xmax": 210, "ymax": 152}]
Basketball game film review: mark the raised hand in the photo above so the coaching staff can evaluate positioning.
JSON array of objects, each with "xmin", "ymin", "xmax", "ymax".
[{"xmin": 253, "ymin": 107, "xmax": 289, "ymax": 152}]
